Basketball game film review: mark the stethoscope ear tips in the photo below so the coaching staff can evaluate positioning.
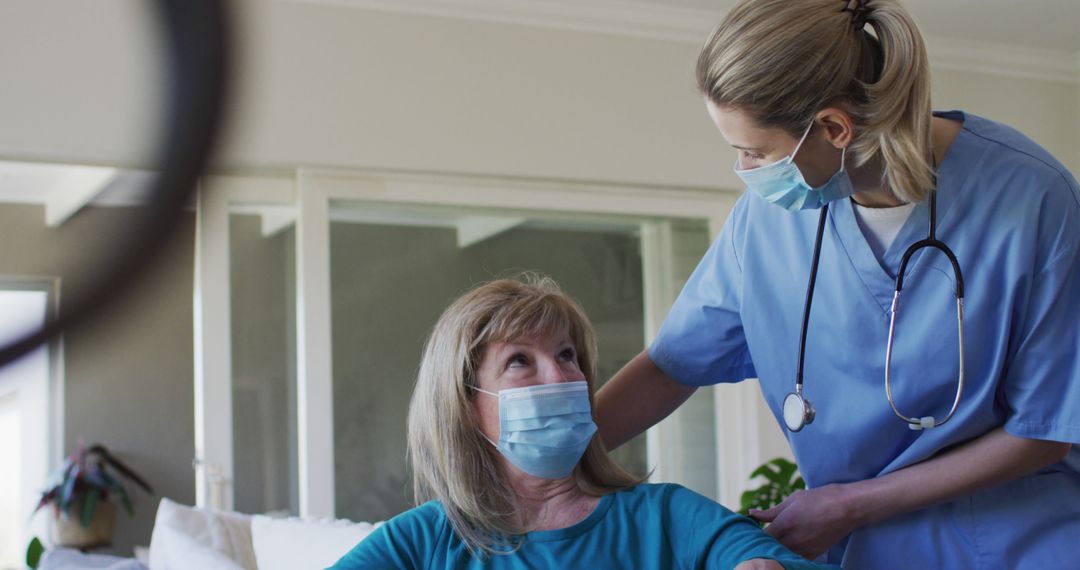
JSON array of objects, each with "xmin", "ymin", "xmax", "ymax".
[{"xmin": 908, "ymin": 416, "xmax": 937, "ymax": 431}]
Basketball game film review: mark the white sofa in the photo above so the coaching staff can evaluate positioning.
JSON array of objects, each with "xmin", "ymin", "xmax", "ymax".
[{"xmin": 146, "ymin": 498, "xmax": 384, "ymax": 570}]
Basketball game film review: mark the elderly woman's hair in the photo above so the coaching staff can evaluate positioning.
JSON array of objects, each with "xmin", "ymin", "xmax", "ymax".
[{"xmin": 406, "ymin": 274, "xmax": 641, "ymax": 556}]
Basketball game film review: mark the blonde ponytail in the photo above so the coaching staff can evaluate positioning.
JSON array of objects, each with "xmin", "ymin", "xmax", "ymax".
[{"xmin": 697, "ymin": 0, "xmax": 935, "ymax": 202}]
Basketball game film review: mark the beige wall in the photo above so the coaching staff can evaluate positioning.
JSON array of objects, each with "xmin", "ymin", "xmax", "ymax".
[
  {"xmin": 1, "ymin": 1, "xmax": 1076, "ymax": 187},
  {"xmin": 933, "ymin": 70, "xmax": 1080, "ymax": 174},
  {"xmin": 0, "ymin": 204, "xmax": 195, "ymax": 557}
]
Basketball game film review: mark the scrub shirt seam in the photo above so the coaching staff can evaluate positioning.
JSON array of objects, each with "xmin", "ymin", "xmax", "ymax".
[
  {"xmin": 649, "ymin": 341, "xmax": 753, "ymax": 387},
  {"xmin": 648, "ymin": 342, "xmax": 689, "ymax": 386},
  {"xmin": 729, "ymin": 213, "xmax": 744, "ymax": 272},
  {"xmin": 1006, "ymin": 418, "xmax": 1080, "ymax": 442},
  {"xmin": 962, "ymin": 128, "xmax": 1080, "ymax": 210},
  {"xmin": 966, "ymin": 494, "xmax": 987, "ymax": 570},
  {"xmin": 1032, "ymin": 237, "xmax": 1079, "ymax": 276}
]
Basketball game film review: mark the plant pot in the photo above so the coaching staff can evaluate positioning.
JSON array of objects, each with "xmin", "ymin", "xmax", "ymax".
[{"xmin": 52, "ymin": 499, "xmax": 116, "ymax": 549}]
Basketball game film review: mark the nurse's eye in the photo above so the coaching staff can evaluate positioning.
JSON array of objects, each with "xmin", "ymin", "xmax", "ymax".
[
  {"xmin": 740, "ymin": 149, "xmax": 766, "ymax": 162},
  {"xmin": 557, "ymin": 347, "xmax": 577, "ymax": 363}
]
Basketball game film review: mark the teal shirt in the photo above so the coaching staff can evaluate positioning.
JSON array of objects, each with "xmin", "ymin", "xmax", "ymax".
[{"xmin": 330, "ymin": 483, "xmax": 831, "ymax": 569}]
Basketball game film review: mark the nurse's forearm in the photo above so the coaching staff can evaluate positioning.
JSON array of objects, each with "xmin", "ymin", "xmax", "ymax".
[
  {"xmin": 594, "ymin": 350, "xmax": 696, "ymax": 450},
  {"xmin": 844, "ymin": 427, "xmax": 1071, "ymax": 528}
]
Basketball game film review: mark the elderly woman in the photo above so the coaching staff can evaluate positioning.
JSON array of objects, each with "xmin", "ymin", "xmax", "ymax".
[{"xmin": 332, "ymin": 277, "xmax": 830, "ymax": 569}]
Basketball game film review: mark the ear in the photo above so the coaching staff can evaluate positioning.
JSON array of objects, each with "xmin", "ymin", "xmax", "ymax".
[{"xmin": 814, "ymin": 106, "xmax": 855, "ymax": 149}]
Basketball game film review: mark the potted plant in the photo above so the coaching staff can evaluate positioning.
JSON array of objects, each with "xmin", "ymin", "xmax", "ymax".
[
  {"xmin": 739, "ymin": 457, "xmax": 805, "ymax": 525},
  {"xmin": 34, "ymin": 442, "xmax": 154, "ymax": 549}
]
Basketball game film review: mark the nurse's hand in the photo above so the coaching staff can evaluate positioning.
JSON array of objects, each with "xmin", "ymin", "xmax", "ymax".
[{"xmin": 750, "ymin": 484, "xmax": 854, "ymax": 560}]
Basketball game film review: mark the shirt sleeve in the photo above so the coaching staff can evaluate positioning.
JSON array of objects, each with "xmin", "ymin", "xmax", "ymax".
[
  {"xmin": 648, "ymin": 198, "xmax": 756, "ymax": 386},
  {"xmin": 1001, "ymin": 182, "xmax": 1080, "ymax": 444},
  {"xmin": 661, "ymin": 485, "xmax": 834, "ymax": 570},
  {"xmin": 327, "ymin": 503, "xmax": 443, "ymax": 570}
]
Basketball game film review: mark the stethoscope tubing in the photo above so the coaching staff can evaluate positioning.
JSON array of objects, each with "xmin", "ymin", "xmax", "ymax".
[
  {"xmin": 791, "ymin": 188, "xmax": 966, "ymax": 432},
  {"xmin": 884, "ymin": 190, "xmax": 966, "ymax": 429},
  {"xmin": 795, "ymin": 202, "xmax": 831, "ymax": 394}
]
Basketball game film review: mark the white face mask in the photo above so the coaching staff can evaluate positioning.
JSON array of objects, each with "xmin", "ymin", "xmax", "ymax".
[{"xmin": 733, "ymin": 119, "xmax": 855, "ymax": 211}]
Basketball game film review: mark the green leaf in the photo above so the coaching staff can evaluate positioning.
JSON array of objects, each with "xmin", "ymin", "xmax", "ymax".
[
  {"xmin": 773, "ymin": 460, "xmax": 797, "ymax": 483},
  {"xmin": 748, "ymin": 463, "xmax": 782, "ymax": 484},
  {"xmin": 741, "ymin": 457, "xmax": 804, "ymax": 517},
  {"xmin": 26, "ymin": 537, "xmax": 44, "ymax": 569},
  {"xmin": 80, "ymin": 487, "xmax": 101, "ymax": 528}
]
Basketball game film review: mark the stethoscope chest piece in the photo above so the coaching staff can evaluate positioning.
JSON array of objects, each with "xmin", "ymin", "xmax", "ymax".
[{"xmin": 783, "ymin": 391, "xmax": 815, "ymax": 432}]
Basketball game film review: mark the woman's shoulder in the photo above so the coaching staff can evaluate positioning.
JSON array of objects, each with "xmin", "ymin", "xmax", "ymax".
[
  {"xmin": 612, "ymin": 483, "xmax": 739, "ymax": 516},
  {"xmin": 381, "ymin": 500, "xmax": 448, "ymax": 531},
  {"xmin": 329, "ymin": 502, "xmax": 449, "ymax": 569}
]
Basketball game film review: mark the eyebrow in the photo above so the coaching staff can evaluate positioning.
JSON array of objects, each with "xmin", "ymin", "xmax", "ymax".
[
  {"xmin": 731, "ymin": 144, "xmax": 763, "ymax": 151},
  {"xmin": 500, "ymin": 339, "xmax": 573, "ymax": 350}
]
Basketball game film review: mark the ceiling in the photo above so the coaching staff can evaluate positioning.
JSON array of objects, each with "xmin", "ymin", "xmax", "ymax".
[
  {"xmin": 611, "ymin": 0, "xmax": 1080, "ymax": 53},
  {"xmin": 294, "ymin": 0, "xmax": 1080, "ymax": 73}
]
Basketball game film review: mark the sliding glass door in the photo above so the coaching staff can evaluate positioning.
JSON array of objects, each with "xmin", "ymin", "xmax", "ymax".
[
  {"xmin": 196, "ymin": 171, "xmax": 748, "ymax": 518},
  {"xmin": 325, "ymin": 203, "xmax": 653, "ymax": 521}
]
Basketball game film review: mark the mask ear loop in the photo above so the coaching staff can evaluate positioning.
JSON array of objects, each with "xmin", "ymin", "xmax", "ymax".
[
  {"xmin": 471, "ymin": 385, "xmax": 498, "ymax": 397},
  {"xmin": 468, "ymin": 385, "xmax": 502, "ymax": 446},
  {"xmin": 789, "ymin": 118, "xmax": 817, "ymax": 161}
]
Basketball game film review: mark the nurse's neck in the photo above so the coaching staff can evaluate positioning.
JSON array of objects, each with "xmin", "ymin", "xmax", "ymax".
[
  {"xmin": 849, "ymin": 116, "xmax": 962, "ymax": 209},
  {"xmin": 849, "ymin": 154, "xmax": 906, "ymax": 208}
]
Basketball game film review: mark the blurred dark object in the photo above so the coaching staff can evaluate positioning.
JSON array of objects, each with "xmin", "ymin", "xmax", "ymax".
[{"xmin": 0, "ymin": 0, "xmax": 231, "ymax": 369}]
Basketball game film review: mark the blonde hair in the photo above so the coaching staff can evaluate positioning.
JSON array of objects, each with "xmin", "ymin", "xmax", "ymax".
[
  {"xmin": 406, "ymin": 275, "xmax": 642, "ymax": 557},
  {"xmin": 697, "ymin": 0, "xmax": 934, "ymax": 203}
]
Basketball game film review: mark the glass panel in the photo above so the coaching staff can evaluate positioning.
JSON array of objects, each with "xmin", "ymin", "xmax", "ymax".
[
  {"xmin": 0, "ymin": 391, "xmax": 22, "ymax": 569},
  {"xmin": 329, "ymin": 203, "xmax": 648, "ymax": 522},
  {"xmin": 229, "ymin": 214, "xmax": 298, "ymax": 516},
  {"xmin": 669, "ymin": 220, "xmax": 717, "ymax": 500},
  {"xmin": 0, "ymin": 288, "xmax": 49, "ymax": 567}
]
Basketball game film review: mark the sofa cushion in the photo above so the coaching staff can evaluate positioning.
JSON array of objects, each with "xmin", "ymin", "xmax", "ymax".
[
  {"xmin": 147, "ymin": 498, "xmax": 257, "ymax": 570},
  {"xmin": 250, "ymin": 514, "xmax": 383, "ymax": 570}
]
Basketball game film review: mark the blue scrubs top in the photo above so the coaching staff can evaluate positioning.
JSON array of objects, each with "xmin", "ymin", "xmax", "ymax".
[
  {"xmin": 650, "ymin": 111, "xmax": 1080, "ymax": 568},
  {"xmin": 330, "ymin": 483, "xmax": 832, "ymax": 569}
]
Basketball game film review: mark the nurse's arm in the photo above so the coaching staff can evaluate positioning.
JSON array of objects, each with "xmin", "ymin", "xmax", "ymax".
[
  {"xmin": 845, "ymin": 427, "xmax": 1071, "ymax": 527},
  {"xmin": 756, "ymin": 427, "xmax": 1070, "ymax": 558},
  {"xmin": 594, "ymin": 350, "xmax": 696, "ymax": 450}
]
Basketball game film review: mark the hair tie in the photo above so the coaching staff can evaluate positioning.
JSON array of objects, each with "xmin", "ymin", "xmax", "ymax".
[{"xmin": 841, "ymin": 0, "xmax": 870, "ymax": 30}]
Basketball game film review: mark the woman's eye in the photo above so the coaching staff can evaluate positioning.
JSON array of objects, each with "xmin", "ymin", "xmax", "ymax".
[
  {"xmin": 557, "ymin": 348, "xmax": 577, "ymax": 362},
  {"xmin": 507, "ymin": 354, "xmax": 529, "ymax": 368},
  {"xmin": 742, "ymin": 150, "xmax": 765, "ymax": 161}
]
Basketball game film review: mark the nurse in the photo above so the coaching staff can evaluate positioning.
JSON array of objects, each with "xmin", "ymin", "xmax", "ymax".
[{"xmin": 595, "ymin": 0, "xmax": 1080, "ymax": 567}]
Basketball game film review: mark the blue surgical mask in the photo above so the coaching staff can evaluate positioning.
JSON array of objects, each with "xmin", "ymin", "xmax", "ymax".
[
  {"xmin": 734, "ymin": 119, "xmax": 855, "ymax": 211},
  {"xmin": 473, "ymin": 380, "xmax": 597, "ymax": 479}
]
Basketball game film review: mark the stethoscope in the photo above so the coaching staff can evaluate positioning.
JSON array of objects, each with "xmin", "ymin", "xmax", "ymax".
[{"xmin": 782, "ymin": 185, "xmax": 966, "ymax": 433}]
